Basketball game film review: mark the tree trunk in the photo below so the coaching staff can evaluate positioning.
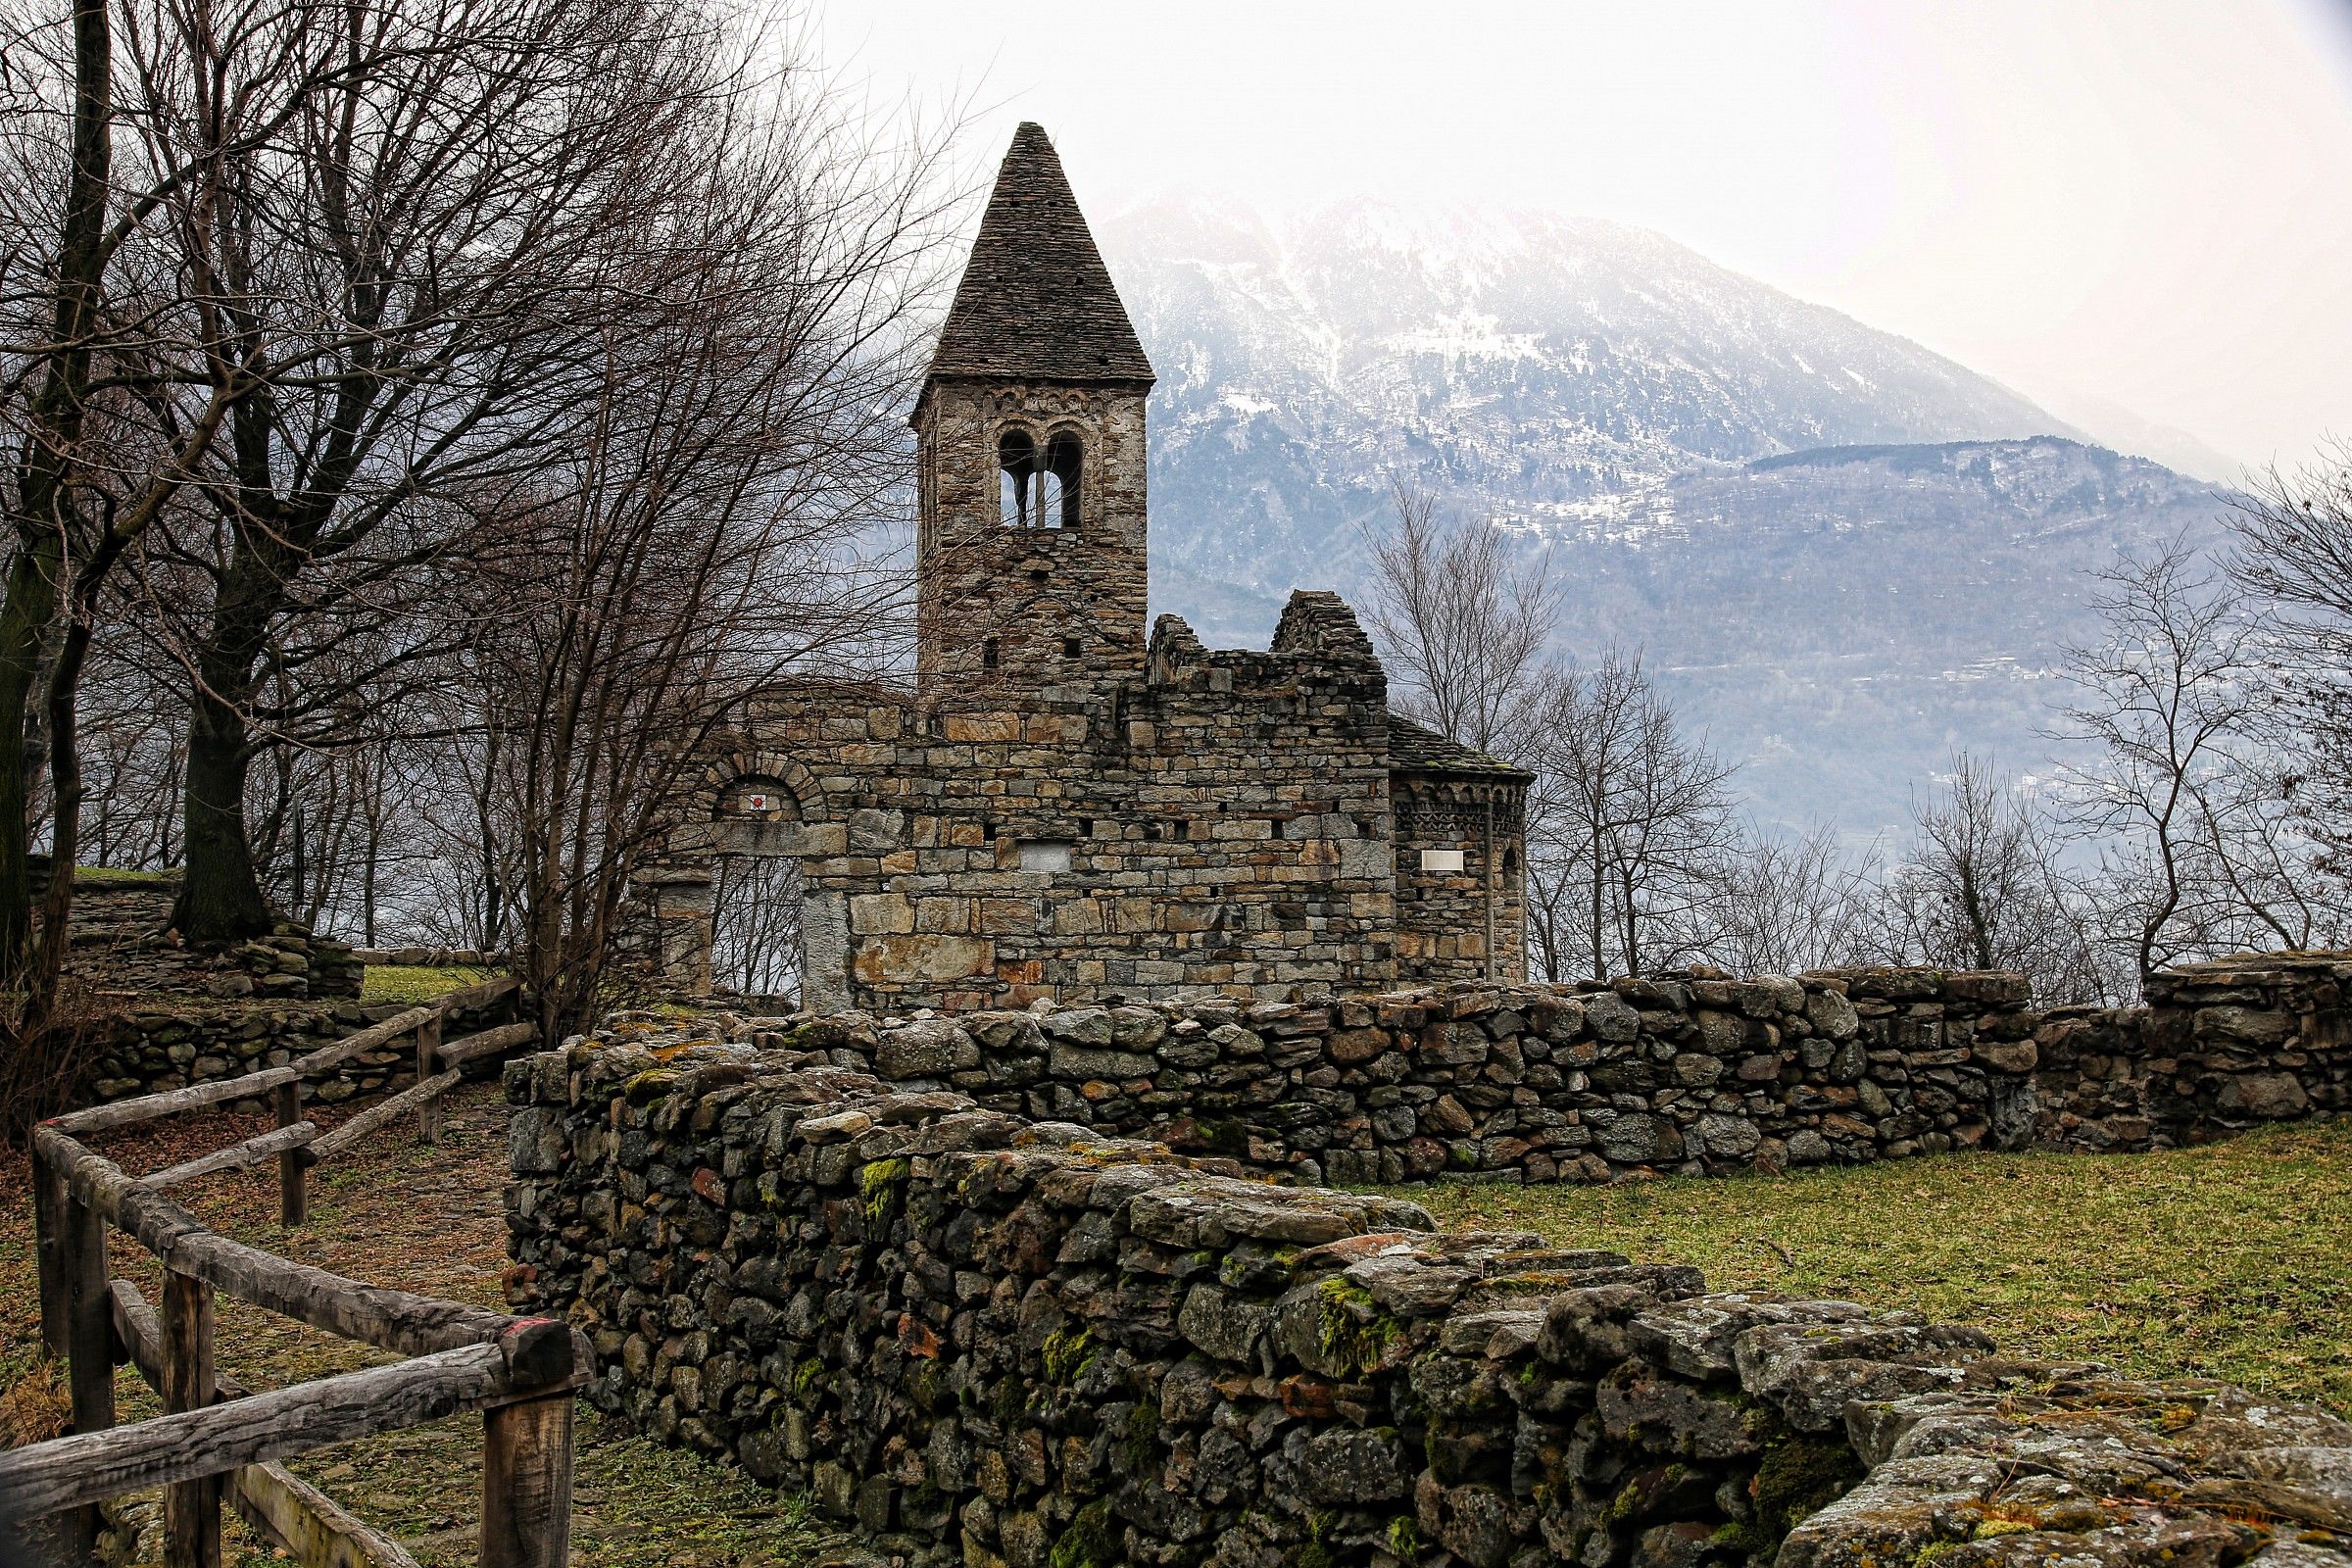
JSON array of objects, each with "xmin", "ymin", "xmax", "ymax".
[
  {"xmin": 31, "ymin": 609, "xmax": 98, "ymax": 1004},
  {"xmin": 1587, "ymin": 825, "xmax": 1606, "ymax": 982},
  {"xmin": 0, "ymin": 0, "xmax": 112, "ymax": 986},
  {"xmin": 172, "ymin": 532, "xmax": 289, "ymax": 945},
  {"xmin": 0, "ymin": 545, "xmax": 61, "ymax": 974},
  {"xmin": 173, "ymin": 685, "xmax": 271, "ymax": 942}
]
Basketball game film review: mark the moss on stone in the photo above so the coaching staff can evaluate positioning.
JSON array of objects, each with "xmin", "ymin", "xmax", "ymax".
[
  {"xmin": 1607, "ymin": 1463, "xmax": 1699, "ymax": 1528},
  {"xmin": 1195, "ymin": 1118, "xmax": 1252, "ymax": 1157},
  {"xmin": 1049, "ymin": 1499, "xmax": 1116, "ymax": 1568},
  {"xmin": 1122, "ymin": 1401, "xmax": 1161, "ymax": 1471},
  {"xmin": 622, "ymin": 1069, "xmax": 680, "ymax": 1105},
  {"xmin": 905, "ymin": 1357, "xmax": 944, "ymax": 1413},
  {"xmin": 1749, "ymin": 1434, "xmax": 1866, "ymax": 1544},
  {"xmin": 1386, "ymin": 1515, "xmax": 1420, "ymax": 1561},
  {"xmin": 1042, "ymin": 1325, "xmax": 1096, "ymax": 1384},
  {"xmin": 1711, "ymin": 1520, "xmax": 1782, "ymax": 1561},
  {"xmin": 860, "ymin": 1156, "xmax": 911, "ymax": 1222},
  {"xmin": 1287, "ymin": 1510, "xmax": 1337, "ymax": 1568},
  {"xmin": 1315, "ymin": 1276, "xmax": 1404, "ymax": 1377}
]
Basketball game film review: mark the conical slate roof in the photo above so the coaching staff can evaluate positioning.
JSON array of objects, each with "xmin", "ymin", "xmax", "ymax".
[{"xmin": 924, "ymin": 122, "xmax": 1154, "ymax": 389}]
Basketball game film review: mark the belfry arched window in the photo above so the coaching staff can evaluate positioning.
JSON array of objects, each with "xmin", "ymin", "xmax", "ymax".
[
  {"xmin": 999, "ymin": 429, "xmax": 1039, "ymax": 526},
  {"xmin": 999, "ymin": 426, "xmax": 1083, "ymax": 529},
  {"xmin": 1043, "ymin": 431, "xmax": 1082, "ymax": 529}
]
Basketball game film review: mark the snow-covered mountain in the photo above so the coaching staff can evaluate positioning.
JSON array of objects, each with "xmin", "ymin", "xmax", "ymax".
[
  {"xmin": 1536, "ymin": 439, "xmax": 2229, "ymax": 833},
  {"xmin": 1098, "ymin": 200, "xmax": 2233, "ymax": 837}
]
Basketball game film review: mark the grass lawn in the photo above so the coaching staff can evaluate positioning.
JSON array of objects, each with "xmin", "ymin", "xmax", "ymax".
[
  {"xmin": 68, "ymin": 865, "xmax": 178, "ymax": 889},
  {"xmin": 360, "ymin": 963, "xmax": 493, "ymax": 1004},
  {"xmin": 1375, "ymin": 1120, "xmax": 2352, "ymax": 1414},
  {"xmin": 0, "ymin": 1082, "xmax": 843, "ymax": 1568}
]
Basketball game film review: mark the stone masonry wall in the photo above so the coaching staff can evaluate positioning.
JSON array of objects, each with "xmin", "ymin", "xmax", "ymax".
[
  {"xmin": 85, "ymin": 989, "xmax": 519, "ymax": 1105},
  {"xmin": 47, "ymin": 863, "xmax": 502, "ymax": 1107},
  {"xmin": 2029, "ymin": 955, "xmax": 2350, "ymax": 1150},
  {"xmin": 650, "ymin": 592, "xmax": 1521, "ymax": 1019},
  {"xmin": 503, "ymin": 1034, "xmax": 2352, "ymax": 1568},
  {"xmin": 913, "ymin": 379, "xmax": 1152, "ymax": 702},
  {"xmin": 650, "ymin": 969, "xmax": 2046, "ymax": 1187},
  {"xmin": 652, "ymin": 957, "xmax": 2343, "ymax": 1186},
  {"xmin": 51, "ymin": 867, "xmax": 364, "ymax": 1001},
  {"xmin": 1389, "ymin": 773, "xmax": 1528, "ymax": 987}
]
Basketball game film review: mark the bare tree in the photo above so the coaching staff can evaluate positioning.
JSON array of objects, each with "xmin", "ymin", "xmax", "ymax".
[
  {"xmin": 1700, "ymin": 823, "xmax": 1879, "ymax": 977},
  {"xmin": 91, "ymin": 0, "xmax": 787, "ymax": 947},
  {"xmin": 1874, "ymin": 752, "xmax": 2115, "ymax": 1004},
  {"xmin": 1362, "ymin": 478, "xmax": 1559, "ymax": 760},
  {"xmin": 1523, "ymin": 649, "xmax": 1740, "ymax": 980},
  {"xmin": 2227, "ymin": 442, "xmax": 2352, "ymax": 916},
  {"xmin": 0, "ymin": 0, "xmax": 587, "ymax": 1001},
  {"xmin": 2050, "ymin": 535, "xmax": 2323, "ymax": 975},
  {"xmin": 438, "ymin": 66, "xmax": 955, "ymax": 1041}
]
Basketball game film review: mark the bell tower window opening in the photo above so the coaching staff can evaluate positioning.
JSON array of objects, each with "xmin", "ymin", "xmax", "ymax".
[
  {"xmin": 999, "ymin": 428, "xmax": 1039, "ymax": 527},
  {"xmin": 1044, "ymin": 431, "xmax": 1082, "ymax": 529}
]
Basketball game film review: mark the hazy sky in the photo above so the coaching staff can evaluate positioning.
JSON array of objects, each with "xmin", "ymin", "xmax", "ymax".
[{"xmin": 814, "ymin": 1, "xmax": 2352, "ymax": 471}]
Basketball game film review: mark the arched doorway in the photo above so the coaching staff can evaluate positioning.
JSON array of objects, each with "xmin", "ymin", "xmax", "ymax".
[
  {"xmin": 709, "ymin": 779, "xmax": 808, "ymax": 1007},
  {"xmin": 652, "ymin": 755, "xmax": 851, "ymax": 1013}
]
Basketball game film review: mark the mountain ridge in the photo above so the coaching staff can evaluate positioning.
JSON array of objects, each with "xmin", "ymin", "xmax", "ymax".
[{"xmin": 1089, "ymin": 198, "xmax": 2234, "ymax": 837}]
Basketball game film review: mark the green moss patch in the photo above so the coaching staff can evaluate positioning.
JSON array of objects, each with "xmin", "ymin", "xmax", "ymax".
[
  {"xmin": 1314, "ymin": 1276, "xmax": 1404, "ymax": 1377},
  {"xmin": 1049, "ymin": 1499, "xmax": 1117, "ymax": 1568},
  {"xmin": 361, "ymin": 964, "xmax": 492, "ymax": 1004}
]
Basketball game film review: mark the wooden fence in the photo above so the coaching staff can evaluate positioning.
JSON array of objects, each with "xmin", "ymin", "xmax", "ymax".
[{"xmin": 5, "ymin": 975, "xmax": 574, "ymax": 1568}]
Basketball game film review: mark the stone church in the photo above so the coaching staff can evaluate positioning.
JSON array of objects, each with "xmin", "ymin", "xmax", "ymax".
[{"xmin": 651, "ymin": 122, "xmax": 1528, "ymax": 1013}]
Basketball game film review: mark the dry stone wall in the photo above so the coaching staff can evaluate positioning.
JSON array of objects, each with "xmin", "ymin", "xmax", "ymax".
[
  {"xmin": 44, "ymin": 863, "xmax": 492, "ymax": 1106},
  {"xmin": 2031, "ymin": 955, "xmax": 2350, "ymax": 1150},
  {"xmin": 503, "ymin": 1032, "xmax": 2352, "ymax": 1568},
  {"xmin": 652, "ymin": 958, "xmax": 2343, "ymax": 1186},
  {"xmin": 52, "ymin": 867, "xmax": 364, "ymax": 1000},
  {"xmin": 652, "ymin": 970, "xmax": 2039, "ymax": 1186},
  {"xmin": 84, "ymin": 993, "xmax": 517, "ymax": 1105}
]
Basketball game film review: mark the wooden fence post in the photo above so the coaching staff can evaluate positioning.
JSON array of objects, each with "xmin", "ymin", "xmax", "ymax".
[
  {"xmin": 61, "ymin": 1190, "xmax": 114, "ymax": 1564},
  {"xmin": 416, "ymin": 1014, "xmax": 443, "ymax": 1145},
  {"xmin": 480, "ymin": 1394, "xmax": 573, "ymax": 1568},
  {"xmin": 32, "ymin": 1148, "xmax": 70, "ymax": 1360},
  {"xmin": 162, "ymin": 1269, "xmax": 222, "ymax": 1568},
  {"xmin": 274, "ymin": 1082, "xmax": 306, "ymax": 1227}
]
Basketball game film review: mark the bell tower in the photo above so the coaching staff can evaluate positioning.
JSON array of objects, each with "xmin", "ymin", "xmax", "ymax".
[{"xmin": 912, "ymin": 122, "xmax": 1155, "ymax": 699}]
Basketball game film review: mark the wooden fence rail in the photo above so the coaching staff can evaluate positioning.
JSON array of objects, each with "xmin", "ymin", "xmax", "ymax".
[{"xmin": 6, "ymin": 974, "xmax": 571, "ymax": 1568}]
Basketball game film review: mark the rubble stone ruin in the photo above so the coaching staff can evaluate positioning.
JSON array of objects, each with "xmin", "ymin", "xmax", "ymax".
[{"xmin": 646, "ymin": 122, "xmax": 1529, "ymax": 1013}]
